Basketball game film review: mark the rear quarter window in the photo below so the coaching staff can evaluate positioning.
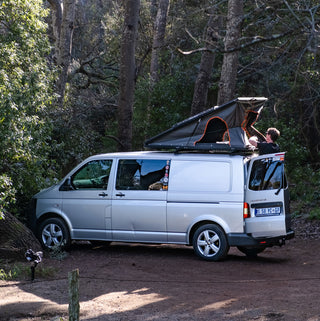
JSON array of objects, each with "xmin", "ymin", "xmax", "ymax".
[{"xmin": 169, "ymin": 161, "xmax": 231, "ymax": 192}]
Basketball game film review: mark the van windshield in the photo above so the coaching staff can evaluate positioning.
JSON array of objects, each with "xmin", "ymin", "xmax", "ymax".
[{"xmin": 249, "ymin": 158, "xmax": 286, "ymax": 191}]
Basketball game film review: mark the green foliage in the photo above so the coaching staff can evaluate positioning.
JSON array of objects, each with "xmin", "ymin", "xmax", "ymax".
[
  {"xmin": 48, "ymin": 245, "xmax": 69, "ymax": 261},
  {"xmin": 309, "ymin": 208, "xmax": 320, "ymax": 220},
  {"xmin": 0, "ymin": 0, "xmax": 57, "ymax": 215},
  {"xmin": 133, "ymin": 70, "xmax": 194, "ymax": 149},
  {"xmin": 0, "ymin": 268, "xmax": 17, "ymax": 280},
  {"xmin": 0, "ymin": 260, "xmax": 57, "ymax": 280},
  {"xmin": 0, "ymin": 175, "xmax": 16, "ymax": 219}
]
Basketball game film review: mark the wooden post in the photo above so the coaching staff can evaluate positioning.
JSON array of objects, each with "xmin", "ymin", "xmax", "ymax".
[{"xmin": 68, "ymin": 269, "xmax": 80, "ymax": 321}]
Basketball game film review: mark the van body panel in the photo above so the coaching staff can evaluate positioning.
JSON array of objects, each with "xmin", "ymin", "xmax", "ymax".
[
  {"xmin": 244, "ymin": 215, "xmax": 286, "ymax": 237},
  {"xmin": 169, "ymin": 160, "xmax": 232, "ymax": 192},
  {"xmin": 168, "ymin": 158, "xmax": 243, "ymax": 203},
  {"xmin": 61, "ymin": 191, "xmax": 112, "ymax": 240},
  {"xmin": 36, "ymin": 201, "xmax": 62, "ymax": 219},
  {"xmin": 167, "ymin": 202, "xmax": 244, "ymax": 239},
  {"xmin": 111, "ymin": 198, "xmax": 167, "ymax": 242}
]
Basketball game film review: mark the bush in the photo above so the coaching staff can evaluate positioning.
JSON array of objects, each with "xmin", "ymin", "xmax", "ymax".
[
  {"xmin": 0, "ymin": 0, "xmax": 57, "ymax": 216},
  {"xmin": 0, "ymin": 175, "xmax": 16, "ymax": 219}
]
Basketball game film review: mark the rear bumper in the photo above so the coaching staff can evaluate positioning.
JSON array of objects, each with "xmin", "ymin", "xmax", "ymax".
[{"xmin": 227, "ymin": 229, "xmax": 295, "ymax": 248}]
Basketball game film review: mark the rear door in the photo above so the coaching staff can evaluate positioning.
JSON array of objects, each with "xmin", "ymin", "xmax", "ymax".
[
  {"xmin": 245, "ymin": 153, "xmax": 289, "ymax": 237},
  {"xmin": 111, "ymin": 158, "xmax": 170, "ymax": 242}
]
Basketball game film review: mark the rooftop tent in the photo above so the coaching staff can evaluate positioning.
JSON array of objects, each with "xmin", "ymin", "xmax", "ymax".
[{"xmin": 144, "ymin": 97, "xmax": 268, "ymax": 152}]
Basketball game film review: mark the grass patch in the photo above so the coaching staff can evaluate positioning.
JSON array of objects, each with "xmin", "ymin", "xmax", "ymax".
[
  {"xmin": 0, "ymin": 260, "xmax": 57, "ymax": 280},
  {"xmin": 48, "ymin": 244, "xmax": 69, "ymax": 261},
  {"xmin": 309, "ymin": 208, "xmax": 320, "ymax": 220}
]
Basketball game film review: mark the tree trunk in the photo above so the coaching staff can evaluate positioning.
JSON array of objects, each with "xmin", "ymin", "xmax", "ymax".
[
  {"xmin": 48, "ymin": 0, "xmax": 76, "ymax": 106},
  {"xmin": 190, "ymin": 13, "xmax": 222, "ymax": 116},
  {"xmin": 0, "ymin": 212, "xmax": 42, "ymax": 260},
  {"xmin": 118, "ymin": 0, "xmax": 140, "ymax": 152},
  {"xmin": 150, "ymin": 0, "xmax": 170, "ymax": 85},
  {"xmin": 47, "ymin": 0, "xmax": 62, "ymax": 59},
  {"xmin": 150, "ymin": 0, "xmax": 158, "ymax": 20},
  {"xmin": 217, "ymin": 0, "xmax": 243, "ymax": 105}
]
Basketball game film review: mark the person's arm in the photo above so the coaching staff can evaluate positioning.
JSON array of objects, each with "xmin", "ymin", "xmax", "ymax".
[
  {"xmin": 249, "ymin": 136, "xmax": 258, "ymax": 147},
  {"xmin": 247, "ymin": 126, "xmax": 266, "ymax": 142}
]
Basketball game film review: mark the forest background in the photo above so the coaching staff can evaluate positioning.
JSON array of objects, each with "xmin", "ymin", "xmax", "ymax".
[{"xmin": 0, "ymin": 0, "xmax": 319, "ymax": 222}]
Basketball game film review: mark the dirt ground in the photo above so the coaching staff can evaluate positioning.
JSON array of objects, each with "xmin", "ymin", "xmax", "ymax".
[{"xmin": 1, "ymin": 219, "xmax": 320, "ymax": 321}]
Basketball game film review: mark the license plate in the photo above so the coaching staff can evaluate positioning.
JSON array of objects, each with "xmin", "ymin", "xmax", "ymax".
[{"xmin": 255, "ymin": 207, "xmax": 281, "ymax": 216}]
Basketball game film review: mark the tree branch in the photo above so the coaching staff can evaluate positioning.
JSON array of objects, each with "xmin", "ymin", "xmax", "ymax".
[
  {"xmin": 105, "ymin": 135, "xmax": 125, "ymax": 149},
  {"xmin": 178, "ymin": 29, "xmax": 295, "ymax": 55}
]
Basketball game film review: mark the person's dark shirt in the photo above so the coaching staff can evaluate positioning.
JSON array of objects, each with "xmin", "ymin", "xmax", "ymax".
[{"xmin": 257, "ymin": 141, "xmax": 280, "ymax": 155}]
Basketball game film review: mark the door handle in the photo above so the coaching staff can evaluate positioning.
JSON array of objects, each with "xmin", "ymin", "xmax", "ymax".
[
  {"xmin": 116, "ymin": 192, "xmax": 125, "ymax": 197},
  {"xmin": 98, "ymin": 192, "xmax": 108, "ymax": 197}
]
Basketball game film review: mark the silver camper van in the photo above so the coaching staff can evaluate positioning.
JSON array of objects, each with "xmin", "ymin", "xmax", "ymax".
[{"xmin": 30, "ymin": 150, "xmax": 294, "ymax": 261}]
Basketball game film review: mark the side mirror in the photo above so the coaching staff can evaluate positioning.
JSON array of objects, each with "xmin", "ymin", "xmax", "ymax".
[{"xmin": 59, "ymin": 177, "xmax": 74, "ymax": 191}]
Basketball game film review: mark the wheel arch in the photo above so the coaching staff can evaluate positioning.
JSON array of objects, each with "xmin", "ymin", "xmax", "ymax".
[
  {"xmin": 36, "ymin": 212, "xmax": 72, "ymax": 239},
  {"xmin": 188, "ymin": 219, "xmax": 227, "ymax": 245}
]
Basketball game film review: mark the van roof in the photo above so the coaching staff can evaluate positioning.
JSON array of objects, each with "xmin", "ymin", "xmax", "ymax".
[{"xmin": 86, "ymin": 150, "xmax": 247, "ymax": 161}]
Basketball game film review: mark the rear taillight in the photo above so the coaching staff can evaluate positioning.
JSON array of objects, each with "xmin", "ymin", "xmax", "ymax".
[{"xmin": 243, "ymin": 202, "xmax": 250, "ymax": 219}]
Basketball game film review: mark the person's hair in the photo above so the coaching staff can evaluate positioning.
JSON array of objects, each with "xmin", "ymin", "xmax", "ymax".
[{"xmin": 267, "ymin": 128, "xmax": 280, "ymax": 142}]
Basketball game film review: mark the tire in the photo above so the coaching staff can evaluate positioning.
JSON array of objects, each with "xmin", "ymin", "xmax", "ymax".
[
  {"xmin": 38, "ymin": 217, "xmax": 70, "ymax": 250},
  {"xmin": 237, "ymin": 246, "xmax": 266, "ymax": 257},
  {"xmin": 192, "ymin": 224, "xmax": 229, "ymax": 261}
]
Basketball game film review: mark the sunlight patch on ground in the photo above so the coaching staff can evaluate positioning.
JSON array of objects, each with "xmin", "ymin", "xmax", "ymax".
[
  {"xmin": 0, "ymin": 285, "xmax": 63, "ymax": 307},
  {"xmin": 81, "ymin": 288, "xmax": 166, "ymax": 317},
  {"xmin": 196, "ymin": 298, "xmax": 237, "ymax": 312},
  {"xmin": 0, "ymin": 284, "xmax": 68, "ymax": 317}
]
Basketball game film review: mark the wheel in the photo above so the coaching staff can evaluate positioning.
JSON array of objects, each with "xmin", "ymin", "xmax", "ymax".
[
  {"xmin": 237, "ymin": 246, "xmax": 266, "ymax": 257},
  {"xmin": 192, "ymin": 224, "xmax": 229, "ymax": 261},
  {"xmin": 38, "ymin": 218, "xmax": 70, "ymax": 250}
]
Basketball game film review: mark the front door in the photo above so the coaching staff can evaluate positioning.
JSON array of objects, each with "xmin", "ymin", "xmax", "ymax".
[
  {"xmin": 245, "ymin": 153, "xmax": 289, "ymax": 237},
  {"xmin": 61, "ymin": 159, "xmax": 114, "ymax": 240}
]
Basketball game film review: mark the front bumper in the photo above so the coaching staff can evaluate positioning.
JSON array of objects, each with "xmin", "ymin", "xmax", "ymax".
[{"xmin": 227, "ymin": 229, "xmax": 295, "ymax": 248}]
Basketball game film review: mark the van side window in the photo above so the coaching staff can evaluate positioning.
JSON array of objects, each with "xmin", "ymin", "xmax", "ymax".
[
  {"xmin": 249, "ymin": 159, "xmax": 287, "ymax": 191},
  {"xmin": 72, "ymin": 160, "xmax": 112, "ymax": 190},
  {"xmin": 116, "ymin": 159, "xmax": 170, "ymax": 190}
]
